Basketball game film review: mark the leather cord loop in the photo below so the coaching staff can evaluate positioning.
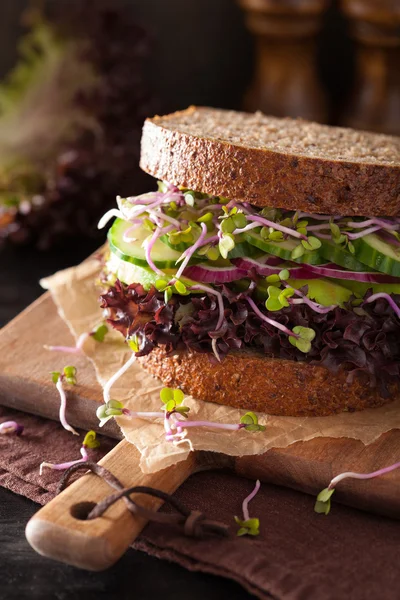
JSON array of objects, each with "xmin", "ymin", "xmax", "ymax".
[
  {"xmin": 184, "ymin": 510, "xmax": 204, "ymax": 537},
  {"xmin": 58, "ymin": 461, "xmax": 230, "ymax": 539}
]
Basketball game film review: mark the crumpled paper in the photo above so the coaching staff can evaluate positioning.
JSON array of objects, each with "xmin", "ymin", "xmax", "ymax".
[{"xmin": 41, "ymin": 259, "xmax": 400, "ymax": 474}]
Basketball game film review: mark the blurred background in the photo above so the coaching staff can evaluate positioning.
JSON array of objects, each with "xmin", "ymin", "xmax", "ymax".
[{"xmin": 0, "ymin": 0, "xmax": 399, "ymax": 325}]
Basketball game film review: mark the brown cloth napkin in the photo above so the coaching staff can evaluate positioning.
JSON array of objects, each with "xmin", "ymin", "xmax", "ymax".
[{"xmin": 1, "ymin": 405, "xmax": 399, "ymax": 600}]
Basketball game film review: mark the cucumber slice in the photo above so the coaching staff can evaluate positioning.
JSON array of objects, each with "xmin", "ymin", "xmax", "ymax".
[
  {"xmin": 106, "ymin": 253, "xmax": 196, "ymax": 289},
  {"xmin": 108, "ymin": 218, "xmax": 182, "ymax": 268},
  {"xmin": 227, "ymin": 241, "xmax": 258, "ymax": 259},
  {"xmin": 352, "ymin": 234, "xmax": 400, "ymax": 277},
  {"xmin": 160, "ymin": 234, "xmax": 190, "ymax": 254},
  {"xmin": 161, "ymin": 231, "xmax": 256, "ymax": 260},
  {"xmin": 319, "ymin": 239, "xmax": 371, "ymax": 272},
  {"xmin": 106, "ymin": 253, "xmax": 169, "ymax": 288},
  {"xmin": 244, "ymin": 232, "xmax": 324, "ymax": 265}
]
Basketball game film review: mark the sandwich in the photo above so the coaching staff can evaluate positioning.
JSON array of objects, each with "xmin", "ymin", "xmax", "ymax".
[{"xmin": 98, "ymin": 106, "xmax": 400, "ymax": 417}]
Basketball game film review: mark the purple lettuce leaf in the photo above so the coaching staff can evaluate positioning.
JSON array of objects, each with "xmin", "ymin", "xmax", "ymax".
[{"xmin": 100, "ymin": 281, "xmax": 400, "ymax": 398}]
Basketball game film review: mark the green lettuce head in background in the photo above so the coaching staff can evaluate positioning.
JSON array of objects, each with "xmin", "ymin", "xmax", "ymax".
[{"xmin": 0, "ymin": 0, "xmax": 153, "ymax": 249}]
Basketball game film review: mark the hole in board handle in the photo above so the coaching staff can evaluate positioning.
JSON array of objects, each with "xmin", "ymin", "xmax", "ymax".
[{"xmin": 70, "ymin": 501, "xmax": 97, "ymax": 520}]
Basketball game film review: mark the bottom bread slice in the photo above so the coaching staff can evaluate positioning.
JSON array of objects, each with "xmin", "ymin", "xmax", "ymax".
[{"xmin": 138, "ymin": 347, "xmax": 394, "ymax": 417}]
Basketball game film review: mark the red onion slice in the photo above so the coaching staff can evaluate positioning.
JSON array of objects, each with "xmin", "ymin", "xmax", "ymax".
[
  {"xmin": 299, "ymin": 263, "xmax": 400, "ymax": 283},
  {"xmin": 232, "ymin": 257, "xmax": 399, "ymax": 284},
  {"xmin": 232, "ymin": 257, "xmax": 320, "ymax": 279}
]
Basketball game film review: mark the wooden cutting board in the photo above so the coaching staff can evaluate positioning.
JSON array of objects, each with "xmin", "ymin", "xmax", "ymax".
[{"xmin": 1, "ymin": 291, "xmax": 400, "ymax": 571}]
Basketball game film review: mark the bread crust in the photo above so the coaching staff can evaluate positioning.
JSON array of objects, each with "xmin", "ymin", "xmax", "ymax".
[
  {"xmin": 138, "ymin": 346, "xmax": 395, "ymax": 417},
  {"xmin": 140, "ymin": 107, "xmax": 400, "ymax": 217}
]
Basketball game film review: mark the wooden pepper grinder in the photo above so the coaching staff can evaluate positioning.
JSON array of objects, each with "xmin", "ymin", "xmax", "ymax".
[
  {"xmin": 238, "ymin": 0, "xmax": 329, "ymax": 122},
  {"xmin": 340, "ymin": 0, "xmax": 400, "ymax": 135}
]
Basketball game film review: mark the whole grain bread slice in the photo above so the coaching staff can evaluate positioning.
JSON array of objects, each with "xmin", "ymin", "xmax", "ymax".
[
  {"xmin": 138, "ymin": 346, "xmax": 396, "ymax": 417},
  {"xmin": 140, "ymin": 106, "xmax": 400, "ymax": 217}
]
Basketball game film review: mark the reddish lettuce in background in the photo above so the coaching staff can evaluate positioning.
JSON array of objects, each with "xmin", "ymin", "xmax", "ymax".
[
  {"xmin": 101, "ymin": 280, "xmax": 400, "ymax": 399},
  {"xmin": 0, "ymin": 0, "xmax": 153, "ymax": 249}
]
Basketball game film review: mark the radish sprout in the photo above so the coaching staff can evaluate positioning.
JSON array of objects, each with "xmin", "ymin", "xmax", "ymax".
[
  {"xmin": 234, "ymin": 480, "xmax": 261, "ymax": 536},
  {"xmin": 0, "ymin": 421, "xmax": 24, "ymax": 436},
  {"xmin": 315, "ymin": 461, "xmax": 400, "ymax": 515},
  {"xmin": 52, "ymin": 368, "xmax": 79, "ymax": 436},
  {"xmin": 96, "ymin": 389, "xmax": 266, "ymax": 441},
  {"xmin": 40, "ymin": 431, "xmax": 100, "ymax": 475},
  {"xmin": 45, "ymin": 324, "xmax": 108, "ymax": 354}
]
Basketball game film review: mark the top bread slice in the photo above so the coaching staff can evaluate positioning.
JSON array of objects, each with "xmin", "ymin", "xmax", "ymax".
[{"xmin": 140, "ymin": 106, "xmax": 400, "ymax": 217}]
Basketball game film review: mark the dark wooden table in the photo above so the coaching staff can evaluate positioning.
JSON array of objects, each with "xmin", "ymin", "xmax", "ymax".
[{"xmin": 0, "ymin": 243, "xmax": 252, "ymax": 600}]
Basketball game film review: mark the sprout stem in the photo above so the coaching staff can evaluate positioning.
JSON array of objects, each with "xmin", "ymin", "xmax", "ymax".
[
  {"xmin": 149, "ymin": 208, "xmax": 181, "ymax": 228},
  {"xmin": 211, "ymin": 338, "xmax": 221, "ymax": 362},
  {"xmin": 189, "ymin": 283, "xmax": 225, "ymax": 331},
  {"xmin": 97, "ymin": 208, "xmax": 125, "ymax": 229},
  {"xmin": 45, "ymin": 332, "xmax": 89, "ymax": 354},
  {"xmin": 242, "ymin": 479, "xmax": 261, "ymax": 521},
  {"xmin": 202, "ymin": 204, "xmax": 223, "ymax": 212},
  {"xmin": 285, "ymin": 284, "xmax": 337, "ymax": 314},
  {"xmin": 233, "ymin": 221, "xmax": 261, "ymax": 235},
  {"xmin": 123, "ymin": 409, "xmax": 165, "ymax": 419},
  {"xmin": 126, "ymin": 192, "xmax": 160, "ymax": 205},
  {"xmin": 122, "ymin": 221, "xmax": 143, "ymax": 242},
  {"xmin": 122, "ymin": 409, "xmax": 243, "ymax": 433},
  {"xmin": 347, "ymin": 226, "xmax": 382, "ymax": 240},
  {"xmin": 175, "ymin": 222, "xmax": 208, "ymax": 279},
  {"xmin": 306, "ymin": 223, "xmax": 331, "ymax": 232},
  {"xmin": 248, "ymin": 215, "xmax": 307, "ymax": 240},
  {"xmin": 297, "ymin": 212, "xmax": 341, "ymax": 221},
  {"xmin": 245, "ymin": 296, "xmax": 298, "ymax": 338},
  {"xmin": 290, "ymin": 298, "xmax": 335, "ymax": 314},
  {"xmin": 164, "ymin": 413, "xmax": 173, "ymax": 437},
  {"xmin": 312, "ymin": 233, "xmax": 332, "ymax": 240},
  {"xmin": 40, "ymin": 446, "xmax": 88, "ymax": 475},
  {"xmin": 175, "ymin": 420, "xmax": 242, "ymax": 431},
  {"xmin": 103, "ymin": 352, "xmax": 137, "ymax": 403},
  {"xmin": 346, "ymin": 218, "xmax": 398, "ymax": 230},
  {"xmin": 143, "ymin": 225, "xmax": 173, "ymax": 276},
  {"xmin": 228, "ymin": 201, "xmax": 254, "ymax": 215},
  {"xmin": 329, "ymin": 462, "xmax": 400, "ymax": 490},
  {"xmin": 364, "ymin": 292, "xmax": 400, "ymax": 319},
  {"xmin": 56, "ymin": 378, "xmax": 79, "ymax": 436}
]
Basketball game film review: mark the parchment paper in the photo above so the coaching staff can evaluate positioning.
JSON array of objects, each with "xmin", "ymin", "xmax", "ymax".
[{"xmin": 41, "ymin": 259, "xmax": 400, "ymax": 474}]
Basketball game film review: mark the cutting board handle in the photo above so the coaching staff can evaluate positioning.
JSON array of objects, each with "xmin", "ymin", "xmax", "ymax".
[{"xmin": 25, "ymin": 440, "xmax": 197, "ymax": 571}]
